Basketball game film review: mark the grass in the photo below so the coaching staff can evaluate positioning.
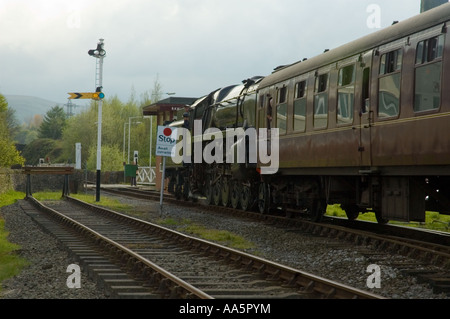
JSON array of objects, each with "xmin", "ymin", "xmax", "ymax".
[
  {"xmin": 184, "ymin": 224, "xmax": 255, "ymax": 250},
  {"xmin": 33, "ymin": 191, "xmax": 138, "ymax": 215},
  {"xmin": 326, "ymin": 204, "xmax": 450, "ymax": 232},
  {"xmin": 159, "ymin": 218, "xmax": 255, "ymax": 250},
  {"xmin": 68, "ymin": 193, "xmax": 133, "ymax": 212},
  {"xmin": 0, "ymin": 219, "xmax": 29, "ymax": 283},
  {"xmin": 69, "ymin": 193, "xmax": 149, "ymax": 220},
  {"xmin": 0, "ymin": 190, "xmax": 25, "ymax": 207},
  {"xmin": 0, "ymin": 190, "xmax": 29, "ymax": 294}
]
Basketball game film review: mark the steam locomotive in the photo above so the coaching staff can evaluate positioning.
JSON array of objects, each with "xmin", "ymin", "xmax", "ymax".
[{"xmin": 168, "ymin": 3, "xmax": 450, "ymax": 224}]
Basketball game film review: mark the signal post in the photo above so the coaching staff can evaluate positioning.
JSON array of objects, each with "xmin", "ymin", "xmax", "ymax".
[{"xmin": 68, "ymin": 38, "xmax": 106, "ymax": 202}]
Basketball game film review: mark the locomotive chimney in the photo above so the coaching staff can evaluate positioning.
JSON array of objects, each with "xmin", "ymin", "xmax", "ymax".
[{"xmin": 421, "ymin": 0, "xmax": 448, "ymax": 12}]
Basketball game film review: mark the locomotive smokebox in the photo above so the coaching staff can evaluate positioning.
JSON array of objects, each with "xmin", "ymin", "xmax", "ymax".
[{"xmin": 421, "ymin": 0, "xmax": 448, "ymax": 12}]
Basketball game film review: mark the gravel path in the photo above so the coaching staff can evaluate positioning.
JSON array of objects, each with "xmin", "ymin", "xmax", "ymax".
[{"xmin": 0, "ymin": 195, "xmax": 448, "ymax": 299}]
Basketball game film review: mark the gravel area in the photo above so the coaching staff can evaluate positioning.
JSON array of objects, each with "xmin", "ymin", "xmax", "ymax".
[
  {"xmin": 1, "ymin": 194, "xmax": 449, "ymax": 299},
  {"xmin": 0, "ymin": 202, "xmax": 107, "ymax": 299}
]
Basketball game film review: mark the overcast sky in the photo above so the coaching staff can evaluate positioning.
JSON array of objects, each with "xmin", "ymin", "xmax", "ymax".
[{"xmin": 0, "ymin": 0, "xmax": 426, "ymax": 106}]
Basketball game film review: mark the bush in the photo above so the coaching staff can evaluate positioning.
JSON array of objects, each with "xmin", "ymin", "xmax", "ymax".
[{"xmin": 21, "ymin": 138, "xmax": 67, "ymax": 165}]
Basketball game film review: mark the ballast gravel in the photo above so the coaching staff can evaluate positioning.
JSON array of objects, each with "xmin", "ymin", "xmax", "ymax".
[
  {"xmin": 0, "ymin": 202, "xmax": 106, "ymax": 299},
  {"xmin": 0, "ymin": 194, "xmax": 448, "ymax": 300}
]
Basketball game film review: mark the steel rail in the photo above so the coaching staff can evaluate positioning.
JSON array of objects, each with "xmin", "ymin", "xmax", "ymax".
[
  {"xmin": 63, "ymin": 195, "xmax": 384, "ymax": 299},
  {"xmin": 26, "ymin": 196, "xmax": 212, "ymax": 299},
  {"xmin": 104, "ymin": 187, "xmax": 450, "ymax": 268}
]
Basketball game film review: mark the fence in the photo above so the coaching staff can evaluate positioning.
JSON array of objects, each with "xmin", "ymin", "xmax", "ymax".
[{"xmin": 136, "ymin": 166, "xmax": 156, "ymax": 185}]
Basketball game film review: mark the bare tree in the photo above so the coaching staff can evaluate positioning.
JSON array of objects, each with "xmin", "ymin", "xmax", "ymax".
[
  {"xmin": 151, "ymin": 73, "xmax": 164, "ymax": 103},
  {"xmin": 140, "ymin": 73, "xmax": 164, "ymax": 106}
]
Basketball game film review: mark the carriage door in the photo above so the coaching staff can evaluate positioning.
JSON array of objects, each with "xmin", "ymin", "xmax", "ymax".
[
  {"xmin": 257, "ymin": 89, "xmax": 273, "ymax": 154},
  {"xmin": 358, "ymin": 52, "xmax": 373, "ymax": 168}
]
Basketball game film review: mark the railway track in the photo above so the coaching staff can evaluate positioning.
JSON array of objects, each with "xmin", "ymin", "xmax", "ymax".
[
  {"xmin": 101, "ymin": 186, "xmax": 450, "ymax": 294},
  {"xmin": 21, "ymin": 195, "xmax": 383, "ymax": 300}
]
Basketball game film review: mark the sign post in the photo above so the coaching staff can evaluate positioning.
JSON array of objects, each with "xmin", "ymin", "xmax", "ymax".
[
  {"xmin": 88, "ymin": 38, "xmax": 106, "ymax": 202},
  {"xmin": 155, "ymin": 126, "xmax": 178, "ymax": 216},
  {"xmin": 75, "ymin": 143, "xmax": 82, "ymax": 169}
]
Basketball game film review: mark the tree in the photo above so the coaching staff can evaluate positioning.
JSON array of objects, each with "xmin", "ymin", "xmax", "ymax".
[
  {"xmin": 38, "ymin": 106, "xmax": 67, "ymax": 140},
  {"xmin": 21, "ymin": 138, "xmax": 59, "ymax": 166},
  {"xmin": 60, "ymin": 109, "xmax": 97, "ymax": 166},
  {"xmin": 60, "ymin": 95, "xmax": 143, "ymax": 170},
  {"xmin": 0, "ymin": 138, "xmax": 25, "ymax": 167},
  {"xmin": 13, "ymin": 125, "xmax": 39, "ymax": 145},
  {"xmin": 56, "ymin": 82, "xmax": 166, "ymax": 172},
  {"xmin": 0, "ymin": 94, "xmax": 7, "ymax": 113},
  {"xmin": 86, "ymin": 144, "xmax": 124, "ymax": 171},
  {"xmin": 5, "ymin": 107, "xmax": 21, "ymax": 140},
  {"xmin": 13, "ymin": 114, "xmax": 41, "ymax": 145},
  {"xmin": 141, "ymin": 73, "xmax": 164, "ymax": 106},
  {"xmin": 0, "ymin": 94, "xmax": 25, "ymax": 167}
]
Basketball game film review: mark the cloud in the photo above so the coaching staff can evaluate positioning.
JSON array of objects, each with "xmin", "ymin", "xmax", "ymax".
[{"xmin": 0, "ymin": 0, "xmax": 422, "ymax": 103}]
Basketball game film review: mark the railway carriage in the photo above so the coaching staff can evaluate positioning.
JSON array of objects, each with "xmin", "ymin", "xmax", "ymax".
[
  {"xmin": 253, "ymin": 4, "xmax": 450, "ymax": 223},
  {"xmin": 177, "ymin": 4, "xmax": 450, "ymax": 224}
]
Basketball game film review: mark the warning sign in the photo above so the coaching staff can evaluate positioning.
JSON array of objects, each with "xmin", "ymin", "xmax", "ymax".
[{"xmin": 155, "ymin": 126, "xmax": 178, "ymax": 157}]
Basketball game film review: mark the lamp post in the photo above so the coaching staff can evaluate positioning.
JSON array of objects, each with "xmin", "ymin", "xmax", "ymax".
[
  {"xmin": 123, "ymin": 122, "xmax": 127, "ymax": 163},
  {"xmin": 144, "ymin": 116, "xmax": 154, "ymax": 182},
  {"xmin": 125, "ymin": 117, "xmax": 142, "ymax": 164},
  {"xmin": 128, "ymin": 117, "xmax": 142, "ymax": 164},
  {"xmin": 88, "ymin": 38, "xmax": 106, "ymax": 202}
]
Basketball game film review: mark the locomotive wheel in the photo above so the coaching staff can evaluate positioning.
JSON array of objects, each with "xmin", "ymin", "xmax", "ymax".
[
  {"xmin": 174, "ymin": 172, "xmax": 182, "ymax": 200},
  {"xmin": 204, "ymin": 175, "xmax": 213, "ymax": 205},
  {"xmin": 240, "ymin": 185, "xmax": 252, "ymax": 211},
  {"xmin": 175, "ymin": 184, "xmax": 182, "ymax": 200},
  {"xmin": 258, "ymin": 182, "xmax": 270, "ymax": 214},
  {"xmin": 342, "ymin": 204, "xmax": 360, "ymax": 221},
  {"xmin": 375, "ymin": 211, "xmax": 389, "ymax": 225},
  {"xmin": 230, "ymin": 181, "xmax": 240, "ymax": 209},
  {"xmin": 213, "ymin": 180, "xmax": 222, "ymax": 206},
  {"xmin": 183, "ymin": 179, "xmax": 190, "ymax": 201},
  {"xmin": 221, "ymin": 177, "xmax": 230, "ymax": 207}
]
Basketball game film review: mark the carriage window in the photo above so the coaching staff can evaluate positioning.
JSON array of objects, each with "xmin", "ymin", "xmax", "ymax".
[
  {"xmin": 314, "ymin": 74, "xmax": 329, "ymax": 129},
  {"xmin": 362, "ymin": 67, "xmax": 371, "ymax": 114},
  {"xmin": 277, "ymin": 87, "xmax": 288, "ymax": 135},
  {"xmin": 315, "ymin": 74, "xmax": 328, "ymax": 93},
  {"xmin": 278, "ymin": 87, "xmax": 287, "ymax": 104},
  {"xmin": 338, "ymin": 65, "xmax": 355, "ymax": 86},
  {"xmin": 416, "ymin": 35, "xmax": 444, "ymax": 64},
  {"xmin": 294, "ymin": 81, "xmax": 307, "ymax": 132},
  {"xmin": 380, "ymin": 49, "xmax": 403, "ymax": 75},
  {"xmin": 337, "ymin": 65, "xmax": 355, "ymax": 125},
  {"xmin": 378, "ymin": 49, "xmax": 402, "ymax": 118},
  {"xmin": 296, "ymin": 81, "xmax": 307, "ymax": 99},
  {"xmin": 414, "ymin": 35, "xmax": 444, "ymax": 112}
]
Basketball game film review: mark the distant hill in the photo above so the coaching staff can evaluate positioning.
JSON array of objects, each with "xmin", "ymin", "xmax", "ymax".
[{"xmin": 5, "ymin": 95, "xmax": 63, "ymax": 124}]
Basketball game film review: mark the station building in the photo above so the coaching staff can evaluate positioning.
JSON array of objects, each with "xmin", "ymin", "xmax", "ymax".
[{"xmin": 143, "ymin": 97, "xmax": 197, "ymax": 191}]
